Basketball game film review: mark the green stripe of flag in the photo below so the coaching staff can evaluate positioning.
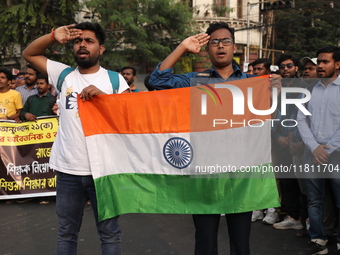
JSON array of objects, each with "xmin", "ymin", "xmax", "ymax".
[{"xmin": 95, "ymin": 166, "xmax": 280, "ymax": 221}]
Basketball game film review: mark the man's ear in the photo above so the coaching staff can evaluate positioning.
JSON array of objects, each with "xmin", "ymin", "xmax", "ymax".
[
  {"xmin": 100, "ymin": 45, "xmax": 105, "ymax": 55},
  {"xmin": 335, "ymin": 61, "xmax": 340, "ymax": 71},
  {"xmin": 233, "ymin": 44, "xmax": 237, "ymax": 54}
]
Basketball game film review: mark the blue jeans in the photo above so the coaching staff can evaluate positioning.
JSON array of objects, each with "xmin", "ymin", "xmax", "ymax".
[
  {"xmin": 56, "ymin": 171, "xmax": 121, "ymax": 255},
  {"xmin": 303, "ymin": 149, "xmax": 340, "ymax": 243}
]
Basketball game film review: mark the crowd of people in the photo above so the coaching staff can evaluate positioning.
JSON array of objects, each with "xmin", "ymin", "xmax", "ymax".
[
  {"xmin": 242, "ymin": 51, "xmax": 340, "ymax": 255},
  {"xmin": 0, "ymin": 65, "xmax": 143, "ymax": 123},
  {"xmin": 248, "ymin": 52, "xmax": 340, "ymax": 255},
  {"xmin": 0, "ymin": 20, "xmax": 339, "ymax": 255}
]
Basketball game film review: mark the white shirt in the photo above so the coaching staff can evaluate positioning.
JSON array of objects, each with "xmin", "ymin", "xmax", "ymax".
[
  {"xmin": 297, "ymin": 78, "xmax": 340, "ymax": 154},
  {"xmin": 47, "ymin": 59, "xmax": 129, "ymax": 175}
]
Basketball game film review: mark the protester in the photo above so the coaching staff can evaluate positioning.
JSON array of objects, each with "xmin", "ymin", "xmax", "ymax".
[
  {"xmin": 0, "ymin": 68, "xmax": 22, "ymax": 120},
  {"xmin": 22, "ymin": 22, "xmax": 129, "ymax": 255},
  {"xmin": 252, "ymin": 58, "xmax": 272, "ymax": 76},
  {"xmin": 20, "ymin": 74, "xmax": 56, "ymax": 122},
  {"xmin": 9, "ymin": 77, "xmax": 17, "ymax": 90},
  {"xmin": 246, "ymin": 62, "xmax": 254, "ymax": 75},
  {"xmin": 298, "ymin": 46, "xmax": 340, "ymax": 255},
  {"xmin": 250, "ymin": 57, "xmax": 278, "ymax": 224},
  {"xmin": 121, "ymin": 66, "xmax": 141, "ymax": 92},
  {"xmin": 15, "ymin": 72, "xmax": 26, "ymax": 87},
  {"xmin": 15, "ymin": 65, "xmax": 39, "ymax": 104},
  {"xmin": 300, "ymin": 56, "xmax": 336, "ymax": 242},
  {"xmin": 272, "ymin": 53, "xmax": 305, "ymax": 231},
  {"xmin": 149, "ymin": 21, "xmax": 281, "ymax": 255}
]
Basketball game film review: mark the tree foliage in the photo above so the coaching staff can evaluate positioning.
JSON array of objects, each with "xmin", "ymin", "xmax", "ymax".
[
  {"xmin": 274, "ymin": 0, "xmax": 340, "ymax": 60},
  {"xmin": 0, "ymin": 0, "xmax": 196, "ymax": 72},
  {"xmin": 85, "ymin": 0, "xmax": 197, "ymax": 72},
  {"xmin": 0, "ymin": 0, "xmax": 78, "ymax": 69}
]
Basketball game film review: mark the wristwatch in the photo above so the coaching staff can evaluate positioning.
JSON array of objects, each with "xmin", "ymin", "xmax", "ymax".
[{"xmin": 6, "ymin": 116, "xmax": 10, "ymax": 120}]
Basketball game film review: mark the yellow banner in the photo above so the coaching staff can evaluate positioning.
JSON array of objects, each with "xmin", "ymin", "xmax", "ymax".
[{"xmin": 0, "ymin": 117, "xmax": 58, "ymax": 146}]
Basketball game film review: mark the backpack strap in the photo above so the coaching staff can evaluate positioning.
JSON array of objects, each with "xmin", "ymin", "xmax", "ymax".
[
  {"xmin": 107, "ymin": 70, "xmax": 119, "ymax": 93},
  {"xmin": 57, "ymin": 68, "xmax": 119, "ymax": 93},
  {"xmin": 57, "ymin": 67, "xmax": 75, "ymax": 92}
]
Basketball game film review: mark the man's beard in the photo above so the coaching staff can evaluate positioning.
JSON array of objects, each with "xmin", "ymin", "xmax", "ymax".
[
  {"xmin": 74, "ymin": 54, "xmax": 99, "ymax": 69},
  {"xmin": 25, "ymin": 79, "xmax": 35, "ymax": 86}
]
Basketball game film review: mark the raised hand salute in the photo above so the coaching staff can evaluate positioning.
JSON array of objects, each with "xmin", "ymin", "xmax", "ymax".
[{"xmin": 52, "ymin": 24, "xmax": 83, "ymax": 44}]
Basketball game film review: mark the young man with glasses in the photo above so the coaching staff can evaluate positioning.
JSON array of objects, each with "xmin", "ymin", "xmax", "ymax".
[
  {"xmin": 15, "ymin": 72, "xmax": 26, "ymax": 87},
  {"xmin": 272, "ymin": 53, "xmax": 306, "ymax": 231},
  {"xmin": 149, "ymin": 22, "xmax": 250, "ymax": 90},
  {"xmin": 149, "ymin": 22, "xmax": 281, "ymax": 255},
  {"xmin": 277, "ymin": 53, "xmax": 299, "ymax": 81}
]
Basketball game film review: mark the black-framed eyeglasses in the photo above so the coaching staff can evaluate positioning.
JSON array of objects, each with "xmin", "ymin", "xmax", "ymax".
[
  {"xmin": 208, "ymin": 38, "xmax": 233, "ymax": 47},
  {"xmin": 16, "ymin": 77, "xmax": 25, "ymax": 80},
  {"xmin": 279, "ymin": 63, "xmax": 294, "ymax": 70}
]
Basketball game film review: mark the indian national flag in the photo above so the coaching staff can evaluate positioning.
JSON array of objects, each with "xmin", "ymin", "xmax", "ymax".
[{"xmin": 78, "ymin": 77, "xmax": 280, "ymax": 221}]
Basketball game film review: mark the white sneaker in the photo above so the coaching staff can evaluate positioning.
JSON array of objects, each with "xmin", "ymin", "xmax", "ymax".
[
  {"xmin": 273, "ymin": 215, "xmax": 304, "ymax": 230},
  {"xmin": 251, "ymin": 210, "xmax": 264, "ymax": 222},
  {"xmin": 262, "ymin": 208, "xmax": 279, "ymax": 225}
]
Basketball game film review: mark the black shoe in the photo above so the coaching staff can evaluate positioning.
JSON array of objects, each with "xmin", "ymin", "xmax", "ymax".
[
  {"xmin": 297, "ymin": 230, "xmax": 309, "ymax": 238},
  {"xmin": 298, "ymin": 241, "xmax": 328, "ymax": 255},
  {"xmin": 16, "ymin": 198, "xmax": 33, "ymax": 203},
  {"xmin": 325, "ymin": 233, "xmax": 337, "ymax": 244}
]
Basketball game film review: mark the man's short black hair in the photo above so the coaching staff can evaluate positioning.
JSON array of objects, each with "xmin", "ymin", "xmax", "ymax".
[
  {"xmin": 0, "ymin": 68, "xmax": 13, "ymax": 81},
  {"xmin": 253, "ymin": 58, "xmax": 271, "ymax": 70},
  {"xmin": 74, "ymin": 22, "xmax": 106, "ymax": 45},
  {"xmin": 317, "ymin": 45, "xmax": 340, "ymax": 62},
  {"xmin": 17, "ymin": 72, "xmax": 26, "ymax": 77},
  {"xmin": 144, "ymin": 74, "xmax": 154, "ymax": 91},
  {"xmin": 36, "ymin": 74, "xmax": 49, "ymax": 84},
  {"xmin": 276, "ymin": 53, "xmax": 299, "ymax": 67},
  {"xmin": 206, "ymin": 22, "xmax": 235, "ymax": 42},
  {"xmin": 121, "ymin": 66, "xmax": 137, "ymax": 76},
  {"xmin": 26, "ymin": 64, "xmax": 40, "ymax": 75}
]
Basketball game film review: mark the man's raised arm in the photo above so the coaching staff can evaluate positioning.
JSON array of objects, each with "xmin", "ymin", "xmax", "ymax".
[
  {"xmin": 22, "ymin": 25, "xmax": 82, "ymax": 76},
  {"xmin": 158, "ymin": 33, "xmax": 210, "ymax": 71}
]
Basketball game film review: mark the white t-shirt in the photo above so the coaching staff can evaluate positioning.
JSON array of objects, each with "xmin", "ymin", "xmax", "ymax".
[{"xmin": 47, "ymin": 59, "xmax": 129, "ymax": 175}]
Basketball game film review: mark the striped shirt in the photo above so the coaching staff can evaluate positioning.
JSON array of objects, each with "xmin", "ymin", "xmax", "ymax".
[{"xmin": 16, "ymin": 84, "xmax": 38, "ymax": 104}]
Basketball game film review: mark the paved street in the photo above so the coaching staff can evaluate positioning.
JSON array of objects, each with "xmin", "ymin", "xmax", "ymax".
[{"xmin": 0, "ymin": 198, "xmax": 338, "ymax": 255}]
